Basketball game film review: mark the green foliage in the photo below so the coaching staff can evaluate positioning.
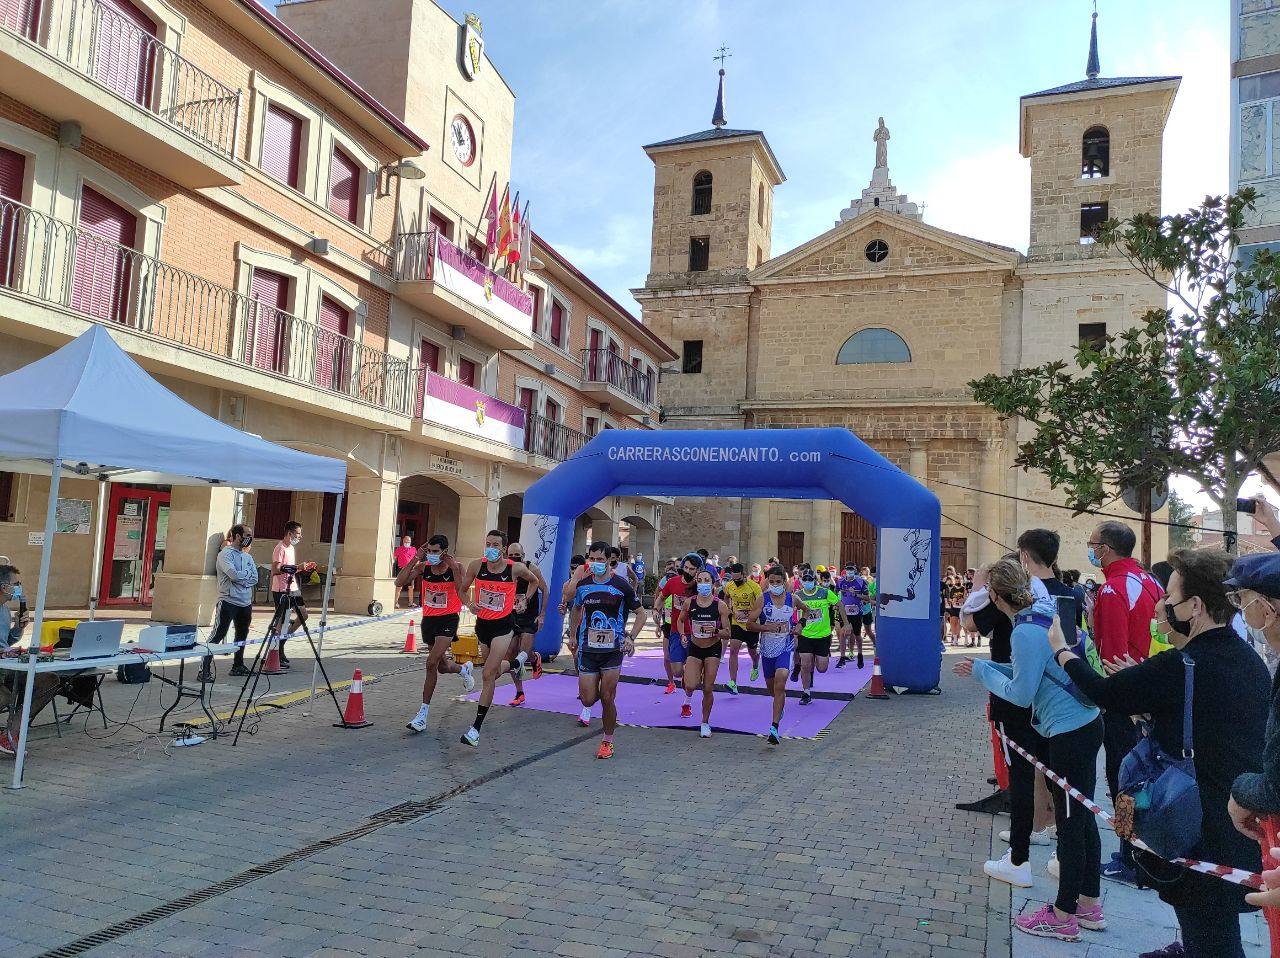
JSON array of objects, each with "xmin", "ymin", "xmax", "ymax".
[
  {"xmin": 1166, "ymin": 489, "xmax": 1195, "ymax": 550},
  {"xmin": 970, "ymin": 190, "xmax": 1280, "ymax": 543}
]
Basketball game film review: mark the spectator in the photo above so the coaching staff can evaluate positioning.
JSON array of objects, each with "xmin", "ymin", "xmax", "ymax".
[
  {"xmin": 271, "ymin": 520, "xmax": 315, "ymax": 669},
  {"xmin": 1086, "ymin": 520, "xmax": 1164, "ymax": 886},
  {"xmin": 0, "ymin": 563, "xmax": 26, "ymax": 648},
  {"xmin": 749, "ymin": 563, "xmax": 765, "ymax": 586},
  {"xmin": 1052, "ymin": 548, "xmax": 1268, "ymax": 958},
  {"xmin": 955, "ymin": 558, "xmax": 1105, "ymax": 941},
  {"xmin": 1250, "ymin": 494, "xmax": 1280, "ymax": 550},
  {"xmin": 393, "ymin": 534, "xmax": 417, "ymax": 608},
  {"xmin": 201, "ymin": 524, "xmax": 258, "ymax": 679}
]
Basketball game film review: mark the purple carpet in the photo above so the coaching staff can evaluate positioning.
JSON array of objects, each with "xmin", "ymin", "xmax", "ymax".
[
  {"xmin": 620, "ymin": 647, "xmax": 874, "ymax": 699},
  {"xmin": 467, "ymin": 673, "xmax": 847, "ymax": 739}
]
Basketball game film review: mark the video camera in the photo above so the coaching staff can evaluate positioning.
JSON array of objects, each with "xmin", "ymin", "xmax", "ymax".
[{"xmin": 279, "ymin": 564, "xmax": 298, "ymax": 575}]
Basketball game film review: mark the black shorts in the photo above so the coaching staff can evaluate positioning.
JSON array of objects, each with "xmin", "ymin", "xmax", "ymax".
[
  {"xmin": 945, "ymin": 606, "xmax": 961, "ymax": 618},
  {"xmin": 729, "ymin": 625, "xmax": 757, "ymax": 649},
  {"xmin": 511, "ymin": 612, "xmax": 539, "ymax": 636},
  {"xmin": 475, "ymin": 616, "xmax": 515, "ymax": 646},
  {"xmin": 844, "ymin": 612, "xmax": 864, "ymax": 637},
  {"xmin": 421, "ymin": 614, "xmax": 460, "ymax": 647},
  {"xmin": 797, "ymin": 634, "xmax": 832, "ymax": 658},
  {"xmin": 576, "ymin": 647, "xmax": 625, "ymax": 675},
  {"xmin": 687, "ymin": 641, "xmax": 723, "ymax": 661}
]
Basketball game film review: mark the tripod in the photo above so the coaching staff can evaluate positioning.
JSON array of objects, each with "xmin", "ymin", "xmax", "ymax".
[{"xmin": 229, "ymin": 569, "xmax": 347, "ymax": 745}]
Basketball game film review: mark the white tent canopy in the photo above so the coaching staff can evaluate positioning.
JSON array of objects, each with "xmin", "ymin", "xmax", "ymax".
[
  {"xmin": 0, "ymin": 325, "xmax": 349, "ymax": 788},
  {"xmin": 0, "ymin": 325, "xmax": 346, "ymax": 491}
]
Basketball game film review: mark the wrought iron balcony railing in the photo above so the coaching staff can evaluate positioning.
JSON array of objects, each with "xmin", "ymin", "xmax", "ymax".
[
  {"xmin": 580, "ymin": 347, "xmax": 654, "ymax": 406},
  {"xmin": 524, "ymin": 412, "xmax": 588, "ymax": 462}
]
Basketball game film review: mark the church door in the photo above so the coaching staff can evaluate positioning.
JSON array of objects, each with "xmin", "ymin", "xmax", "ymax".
[
  {"xmin": 941, "ymin": 536, "xmax": 968, "ymax": 573},
  {"xmin": 777, "ymin": 531, "xmax": 804, "ymax": 571},
  {"xmin": 839, "ymin": 511, "xmax": 876, "ymax": 570}
]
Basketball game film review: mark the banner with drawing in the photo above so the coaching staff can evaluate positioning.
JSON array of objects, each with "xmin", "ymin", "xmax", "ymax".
[
  {"xmin": 520, "ymin": 513, "xmax": 559, "ymax": 571},
  {"xmin": 877, "ymin": 527, "xmax": 932, "ymax": 620}
]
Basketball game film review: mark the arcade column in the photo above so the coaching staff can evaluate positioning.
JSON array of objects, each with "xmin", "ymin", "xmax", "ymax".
[
  {"xmin": 333, "ymin": 474, "xmax": 397, "ymax": 614},
  {"xmin": 746, "ymin": 499, "xmax": 772, "ymax": 566},
  {"xmin": 151, "ymin": 485, "xmax": 236, "ymax": 625},
  {"xmin": 456, "ymin": 494, "xmax": 500, "ymax": 560}
]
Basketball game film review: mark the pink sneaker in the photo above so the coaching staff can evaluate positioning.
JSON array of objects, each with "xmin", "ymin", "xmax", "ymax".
[
  {"xmin": 1075, "ymin": 901, "xmax": 1106, "ymax": 931},
  {"xmin": 0, "ymin": 729, "xmax": 16, "ymax": 758},
  {"xmin": 1015, "ymin": 903, "xmax": 1080, "ymax": 942}
]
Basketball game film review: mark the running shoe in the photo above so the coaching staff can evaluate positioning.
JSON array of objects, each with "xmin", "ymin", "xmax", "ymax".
[
  {"xmin": 856, "ymin": 654, "xmax": 865, "ymax": 669},
  {"xmin": 1100, "ymin": 854, "xmax": 1139, "ymax": 887},
  {"xmin": 279, "ymin": 655, "xmax": 291, "ymax": 667},
  {"xmin": 406, "ymin": 712, "xmax": 428, "ymax": 733},
  {"xmin": 664, "ymin": 680, "xmax": 676, "ymax": 694},
  {"xmin": 680, "ymin": 703, "xmax": 692, "ymax": 718},
  {"xmin": 800, "ymin": 690, "xmax": 813, "ymax": 706},
  {"xmin": 767, "ymin": 726, "xmax": 780, "ymax": 746},
  {"xmin": 577, "ymin": 707, "xmax": 591, "ymax": 727},
  {"xmin": 460, "ymin": 727, "xmax": 480, "ymax": 747},
  {"xmin": 1138, "ymin": 944, "xmax": 1185, "ymax": 958},
  {"xmin": 510, "ymin": 693, "xmax": 526, "ymax": 707},
  {"xmin": 1014, "ymin": 903, "xmax": 1079, "ymax": 942},
  {"xmin": 983, "ymin": 851, "xmax": 1032, "ymax": 888},
  {"xmin": 596, "ymin": 740, "xmax": 614, "ymax": 760},
  {"xmin": 998, "ymin": 825, "xmax": 1055, "ymax": 846},
  {"xmin": 699, "ymin": 723, "xmax": 711, "ymax": 738},
  {"xmin": 750, "ymin": 665, "xmax": 760, "ymax": 682},
  {"xmin": 229, "ymin": 663, "xmax": 251, "ymax": 677},
  {"xmin": 835, "ymin": 656, "xmax": 847, "ymax": 670},
  {"xmin": 1075, "ymin": 901, "xmax": 1106, "ymax": 931},
  {"xmin": 531, "ymin": 651, "xmax": 543, "ymax": 679},
  {"xmin": 789, "ymin": 663, "xmax": 801, "ymax": 682},
  {"xmin": 727, "ymin": 681, "xmax": 739, "ymax": 696},
  {"xmin": 459, "ymin": 661, "xmax": 476, "ymax": 693}
]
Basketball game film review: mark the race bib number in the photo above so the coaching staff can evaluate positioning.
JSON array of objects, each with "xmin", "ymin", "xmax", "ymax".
[
  {"xmin": 477, "ymin": 588, "xmax": 506, "ymax": 612},
  {"xmin": 694, "ymin": 620, "xmax": 717, "ymax": 639},
  {"xmin": 806, "ymin": 607, "xmax": 823, "ymax": 622},
  {"xmin": 843, "ymin": 604, "xmax": 859, "ymax": 616},
  {"xmin": 424, "ymin": 589, "xmax": 448, "ymax": 609},
  {"xmin": 586, "ymin": 627, "xmax": 616, "ymax": 650},
  {"xmin": 734, "ymin": 609, "xmax": 751, "ymax": 623}
]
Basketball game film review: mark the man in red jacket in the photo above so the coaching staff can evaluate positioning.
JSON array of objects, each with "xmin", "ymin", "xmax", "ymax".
[{"xmin": 1086, "ymin": 520, "xmax": 1164, "ymax": 886}]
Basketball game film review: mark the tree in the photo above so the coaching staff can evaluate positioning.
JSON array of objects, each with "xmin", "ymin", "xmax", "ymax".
[
  {"xmin": 1166, "ymin": 489, "xmax": 1195, "ymax": 550},
  {"xmin": 970, "ymin": 190, "xmax": 1280, "ymax": 553}
]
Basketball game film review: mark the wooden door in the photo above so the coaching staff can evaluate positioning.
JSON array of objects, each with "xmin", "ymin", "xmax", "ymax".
[
  {"xmin": 941, "ymin": 536, "xmax": 969, "ymax": 575},
  {"xmin": 777, "ymin": 531, "xmax": 804, "ymax": 572},
  {"xmin": 840, "ymin": 511, "xmax": 876, "ymax": 570}
]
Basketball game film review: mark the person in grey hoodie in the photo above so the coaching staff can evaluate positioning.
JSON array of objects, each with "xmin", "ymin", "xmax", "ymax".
[{"xmin": 200, "ymin": 524, "xmax": 258, "ymax": 679}]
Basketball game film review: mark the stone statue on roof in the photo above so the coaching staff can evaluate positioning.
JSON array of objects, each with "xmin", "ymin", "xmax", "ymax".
[{"xmin": 874, "ymin": 117, "xmax": 889, "ymax": 170}]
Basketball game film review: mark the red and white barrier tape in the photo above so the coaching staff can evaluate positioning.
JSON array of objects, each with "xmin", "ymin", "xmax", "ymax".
[{"xmin": 997, "ymin": 729, "xmax": 1264, "ymax": 891}]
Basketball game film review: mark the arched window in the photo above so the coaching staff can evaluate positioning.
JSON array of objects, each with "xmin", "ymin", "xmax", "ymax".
[
  {"xmin": 757, "ymin": 183, "xmax": 765, "ymax": 225},
  {"xmin": 691, "ymin": 170, "xmax": 712, "ymax": 215},
  {"xmin": 836, "ymin": 328, "xmax": 911, "ymax": 365},
  {"xmin": 1082, "ymin": 126, "xmax": 1110, "ymax": 178}
]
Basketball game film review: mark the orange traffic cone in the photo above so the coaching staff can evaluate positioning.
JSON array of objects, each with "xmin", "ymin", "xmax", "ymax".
[
  {"xmin": 334, "ymin": 669, "xmax": 373, "ymax": 728},
  {"xmin": 400, "ymin": 620, "xmax": 418, "ymax": 654},
  {"xmin": 261, "ymin": 638, "xmax": 284, "ymax": 675},
  {"xmin": 865, "ymin": 656, "xmax": 890, "ymax": 700}
]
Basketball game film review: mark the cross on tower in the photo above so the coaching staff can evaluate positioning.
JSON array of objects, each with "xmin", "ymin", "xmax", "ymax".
[{"xmin": 713, "ymin": 45, "xmax": 731, "ymax": 69}]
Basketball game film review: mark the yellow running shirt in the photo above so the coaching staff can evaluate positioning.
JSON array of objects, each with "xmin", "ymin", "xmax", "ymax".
[{"xmin": 723, "ymin": 579, "xmax": 763, "ymax": 626}]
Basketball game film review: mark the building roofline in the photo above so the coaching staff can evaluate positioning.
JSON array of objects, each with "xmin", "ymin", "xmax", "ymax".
[
  {"xmin": 1018, "ymin": 75, "xmax": 1180, "ymax": 158},
  {"xmin": 643, "ymin": 129, "xmax": 786, "ymax": 185},
  {"xmin": 237, "ymin": 0, "xmax": 430, "ymax": 153},
  {"xmin": 532, "ymin": 232, "xmax": 679, "ymax": 361}
]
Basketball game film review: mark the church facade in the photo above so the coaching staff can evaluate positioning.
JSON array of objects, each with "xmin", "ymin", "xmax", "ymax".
[{"xmin": 634, "ymin": 30, "xmax": 1178, "ymax": 573}]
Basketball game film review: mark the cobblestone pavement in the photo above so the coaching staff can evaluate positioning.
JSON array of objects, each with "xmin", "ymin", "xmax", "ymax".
[{"xmin": 2, "ymin": 618, "xmax": 1019, "ymax": 957}]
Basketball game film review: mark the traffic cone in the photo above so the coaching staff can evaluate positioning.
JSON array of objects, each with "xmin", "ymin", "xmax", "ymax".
[
  {"xmin": 335, "ymin": 669, "xmax": 373, "ymax": 729},
  {"xmin": 400, "ymin": 620, "xmax": 418, "ymax": 654},
  {"xmin": 865, "ymin": 656, "xmax": 890, "ymax": 700},
  {"xmin": 261, "ymin": 638, "xmax": 284, "ymax": 675}
]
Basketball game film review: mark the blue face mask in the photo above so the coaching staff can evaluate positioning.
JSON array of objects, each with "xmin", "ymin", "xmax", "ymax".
[
  {"xmin": 484, "ymin": 547, "xmax": 502, "ymax": 562},
  {"xmin": 697, "ymin": 582, "xmax": 713, "ymax": 596},
  {"xmin": 769, "ymin": 583, "xmax": 786, "ymax": 596},
  {"xmin": 1087, "ymin": 547, "xmax": 1102, "ymax": 568},
  {"xmin": 590, "ymin": 561, "xmax": 607, "ymax": 576},
  {"xmin": 425, "ymin": 552, "xmax": 442, "ymax": 566},
  {"xmin": 802, "ymin": 579, "xmax": 816, "ymax": 592}
]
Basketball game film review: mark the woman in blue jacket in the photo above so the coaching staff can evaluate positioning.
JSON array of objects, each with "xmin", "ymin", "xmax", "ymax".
[{"xmin": 956, "ymin": 557, "xmax": 1104, "ymax": 943}]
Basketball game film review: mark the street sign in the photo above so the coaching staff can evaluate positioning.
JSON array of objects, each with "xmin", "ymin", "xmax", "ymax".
[{"xmin": 1121, "ymin": 481, "xmax": 1169, "ymax": 514}]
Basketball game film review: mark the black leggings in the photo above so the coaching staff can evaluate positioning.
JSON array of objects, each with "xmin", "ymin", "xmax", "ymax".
[
  {"xmin": 204, "ymin": 602, "xmax": 251, "ymax": 668},
  {"xmin": 1002, "ymin": 709, "xmax": 1045, "ymax": 866},
  {"xmin": 1044, "ymin": 716, "xmax": 1104, "ymax": 914}
]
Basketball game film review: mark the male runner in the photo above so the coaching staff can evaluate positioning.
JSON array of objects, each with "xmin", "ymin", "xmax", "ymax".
[
  {"xmin": 722, "ymin": 562, "xmax": 762, "ymax": 694},
  {"xmin": 794, "ymin": 569, "xmax": 850, "ymax": 705},
  {"xmin": 505, "ymin": 541, "xmax": 547, "ymax": 706},
  {"xmin": 744, "ymin": 565, "xmax": 806, "ymax": 744},
  {"xmin": 396, "ymin": 534, "xmax": 476, "ymax": 732},
  {"xmin": 680, "ymin": 569, "xmax": 731, "ymax": 737},
  {"xmin": 566, "ymin": 542, "xmax": 646, "ymax": 759},
  {"xmin": 456, "ymin": 530, "xmax": 540, "ymax": 747},
  {"xmin": 835, "ymin": 563, "xmax": 871, "ymax": 669},
  {"xmin": 862, "ymin": 567, "xmax": 878, "ymax": 642},
  {"xmin": 657, "ymin": 553, "xmax": 702, "ymax": 694}
]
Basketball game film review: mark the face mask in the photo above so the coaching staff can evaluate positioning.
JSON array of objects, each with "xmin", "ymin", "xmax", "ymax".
[
  {"xmin": 1164, "ymin": 598, "xmax": 1192, "ymax": 637},
  {"xmin": 802, "ymin": 579, "xmax": 816, "ymax": 592},
  {"xmin": 697, "ymin": 582, "xmax": 713, "ymax": 596},
  {"xmin": 681, "ymin": 570, "xmax": 694, "ymax": 581},
  {"xmin": 1248, "ymin": 623, "xmax": 1270, "ymax": 646},
  {"xmin": 590, "ymin": 561, "xmax": 607, "ymax": 575},
  {"xmin": 240, "ymin": 536, "xmax": 253, "ymax": 547},
  {"xmin": 484, "ymin": 547, "xmax": 502, "ymax": 562},
  {"xmin": 732, "ymin": 576, "xmax": 744, "ymax": 585},
  {"xmin": 1086, "ymin": 547, "xmax": 1101, "ymax": 568},
  {"xmin": 425, "ymin": 552, "xmax": 442, "ymax": 566},
  {"xmin": 291, "ymin": 535, "xmax": 302, "ymax": 545},
  {"xmin": 769, "ymin": 583, "xmax": 786, "ymax": 596}
]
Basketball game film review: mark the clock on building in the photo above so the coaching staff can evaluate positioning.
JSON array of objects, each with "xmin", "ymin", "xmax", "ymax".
[{"xmin": 450, "ymin": 115, "xmax": 476, "ymax": 166}]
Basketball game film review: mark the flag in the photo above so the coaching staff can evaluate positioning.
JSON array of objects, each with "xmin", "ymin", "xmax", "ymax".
[
  {"xmin": 483, "ymin": 181, "xmax": 500, "ymax": 252},
  {"xmin": 518, "ymin": 202, "xmax": 531, "ymax": 274},
  {"xmin": 496, "ymin": 188, "xmax": 513, "ymax": 262},
  {"xmin": 507, "ymin": 193, "xmax": 522, "ymax": 266}
]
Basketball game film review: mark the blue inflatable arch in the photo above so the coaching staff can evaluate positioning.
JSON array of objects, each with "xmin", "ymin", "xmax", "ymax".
[{"xmin": 519, "ymin": 428, "xmax": 942, "ymax": 693}]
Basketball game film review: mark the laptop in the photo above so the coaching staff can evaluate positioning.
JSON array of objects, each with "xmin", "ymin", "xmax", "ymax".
[{"xmin": 66, "ymin": 621, "xmax": 124, "ymax": 661}]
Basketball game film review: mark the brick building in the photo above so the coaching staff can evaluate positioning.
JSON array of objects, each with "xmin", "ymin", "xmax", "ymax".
[
  {"xmin": 0, "ymin": 0, "xmax": 674, "ymax": 618},
  {"xmin": 635, "ymin": 17, "xmax": 1173, "ymax": 572}
]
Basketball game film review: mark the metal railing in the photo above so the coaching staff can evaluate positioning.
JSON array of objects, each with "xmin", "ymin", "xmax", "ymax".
[
  {"xmin": 0, "ymin": 196, "xmax": 411, "ymax": 413},
  {"xmin": 524, "ymin": 412, "xmax": 588, "ymax": 462},
  {"xmin": 393, "ymin": 228, "xmax": 534, "ymax": 318},
  {"xmin": 580, "ymin": 347, "xmax": 654, "ymax": 406},
  {"xmin": 2, "ymin": 0, "xmax": 241, "ymax": 161}
]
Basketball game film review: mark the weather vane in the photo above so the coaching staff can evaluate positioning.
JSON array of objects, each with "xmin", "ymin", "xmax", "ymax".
[{"xmin": 713, "ymin": 45, "xmax": 731, "ymax": 69}]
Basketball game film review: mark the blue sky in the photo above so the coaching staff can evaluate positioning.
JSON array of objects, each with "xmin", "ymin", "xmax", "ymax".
[{"xmin": 407, "ymin": 0, "xmax": 1228, "ymax": 314}]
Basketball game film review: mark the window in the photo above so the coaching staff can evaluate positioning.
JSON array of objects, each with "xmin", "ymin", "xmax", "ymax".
[
  {"xmin": 468, "ymin": 238, "xmax": 487, "ymax": 261},
  {"xmin": 71, "ymin": 186, "xmax": 137, "ymax": 325},
  {"xmin": 92, "ymin": 0, "xmax": 157, "ymax": 108},
  {"xmin": 457, "ymin": 356, "xmax": 477, "ymax": 388},
  {"xmin": 544, "ymin": 396, "xmax": 560, "ymax": 423},
  {"xmin": 1240, "ymin": 71, "xmax": 1280, "ymax": 181},
  {"xmin": 691, "ymin": 170, "xmax": 712, "ymax": 215},
  {"xmin": 757, "ymin": 183, "xmax": 764, "ymax": 226},
  {"xmin": 254, "ymin": 489, "xmax": 293, "ymax": 537},
  {"xmin": 2, "ymin": 0, "xmax": 40, "ymax": 40},
  {"xmin": 415, "ymin": 338, "xmax": 441, "ymax": 416},
  {"xmin": 584, "ymin": 414, "xmax": 599, "ymax": 437},
  {"xmin": 1080, "ymin": 202, "xmax": 1109, "ymax": 243},
  {"xmin": 1081, "ymin": 126, "xmax": 1110, "ymax": 178},
  {"xmin": 865, "ymin": 239, "xmax": 889, "ymax": 263},
  {"xmin": 518, "ymin": 387, "xmax": 537, "ymax": 453},
  {"xmin": 316, "ymin": 296, "xmax": 352, "ymax": 391},
  {"xmin": 1078, "ymin": 322, "xmax": 1108, "ymax": 350},
  {"xmin": 836, "ymin": 328, "xmax": 911, "ymax": 365},
  {"xmin": 327, "ymin": 145, "xmax": 360, "ymax": 224},
  {"xmin": 320, "ymin": 490, "xmax": 347, "ymax": 544},
  {"xmin": 428, "ymin": 210, "xmax": 453, "ymax": 240},
  {"xmin": 530, "ymin": 285, "xmax": 544, "ymax": 332},
  {"xmin": 0, "ymin": 471, "xmax": 14, "ymax": 522},
  {"xmin": 689, "ymin": 236, "xmax": 709, "ymax": 272},
  {"xmin": 246, "ymin": 267, "xmax": 291, "ymax": 373},
  {"xmin": 755, "ymin": 246, "xmax": 763, "ymax": 268},
  {"xmin": 681, "ymin": 339, "xmax": 703, "ymax": 374},
  {"xmin": 262, "ymin": 104, "xmax": 303, "ymax": 190},
  {"xmin": 0, "ymin": 146, "xmax": 27, "ymax": 287},
  {"xmin": 549, "ymin": 299, "xmax": 566, "ymax": 348}
]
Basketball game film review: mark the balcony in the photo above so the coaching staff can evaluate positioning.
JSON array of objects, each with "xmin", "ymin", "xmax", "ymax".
[
  {"xmin": 412, "ymin": 367, "xmax": 527, "ymax": 462},
  {"xmin": 524, "ymin": 412, "xmax": 589, "ymax": 463},
  {"xmin": 0, "ymin": 0, "xmax": 242, "ymax": 188},
  {"xmin": 579, "ymin": 347, "xmax": 655, "ymax": 416},
  {"xmin": 393, "ymin": 230, "xmax": 535, "ymax": 351},
  {"xmin": 0, "ymin": 196, "xmax": 411, "ymax": 419}
]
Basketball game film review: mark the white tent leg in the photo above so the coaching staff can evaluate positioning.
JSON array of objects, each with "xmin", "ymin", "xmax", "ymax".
[
  {"xmin": 88, "ymin": 478, "xmax": 107, "ymax": 620},
  {"xmin": 10, "ymin": 459, "xmax": 62, "ymax": 789},
  {"xmin": 307, "ymin": 492, "xmax": 343, "ymax": 714}
]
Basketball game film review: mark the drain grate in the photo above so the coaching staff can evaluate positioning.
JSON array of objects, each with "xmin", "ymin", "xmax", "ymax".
[{"xmin": 36, "ymin": 729, "xmax": 597, "ymax": 957}]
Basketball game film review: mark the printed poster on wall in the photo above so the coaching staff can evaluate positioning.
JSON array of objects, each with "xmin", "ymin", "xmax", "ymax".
[
  {"xmin": 54, "ymin": 498, "xmax": 92, "ymax": 534},
  {"xmin": 520, "ymin": 513, "xmax": 559, "ymax": 573},
  {"xmin": 877, "ymin": 527, "xmax": 932, "ymax": 620},
  {"xmin": 113, "ymin": 515, "xmax": 143, "ymax": 560}
]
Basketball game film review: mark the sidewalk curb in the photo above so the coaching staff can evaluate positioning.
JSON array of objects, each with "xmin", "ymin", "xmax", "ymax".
[{"xmin": 985, "ymin": 813, "xmax": 1012, "ymax": 958}]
